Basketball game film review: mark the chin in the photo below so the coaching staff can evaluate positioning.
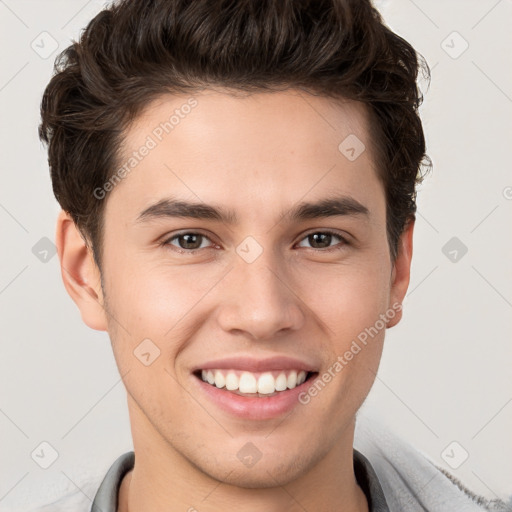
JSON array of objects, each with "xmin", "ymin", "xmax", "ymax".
[{"xmin": 198, "ymin": 451, "xmax": 314, "ymax": 489}]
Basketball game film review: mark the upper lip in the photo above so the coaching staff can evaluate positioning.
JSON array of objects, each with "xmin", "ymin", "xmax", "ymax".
[{"xmin": 192, "ymin": 356, "xmax": 319, "ymax": 373}]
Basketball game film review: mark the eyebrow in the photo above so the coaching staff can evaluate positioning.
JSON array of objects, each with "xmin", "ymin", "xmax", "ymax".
[{"xmin": 135, "ymin": 195, "xmax": 369, "ymax": 225}]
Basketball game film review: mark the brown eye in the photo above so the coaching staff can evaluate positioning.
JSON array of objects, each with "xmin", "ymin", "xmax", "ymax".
[
  {"xmin": 308, "ymin": 233, "xmax": 332, "ymax": 249},
  {"xmin": 297, "ymin": 231, "xmax": 347, "ymax": 250},
  {"xmin": 165, "ymin": 232, "xmax": 213, "ymax": 251}
]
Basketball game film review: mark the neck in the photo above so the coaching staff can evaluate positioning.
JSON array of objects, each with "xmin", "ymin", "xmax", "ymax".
[{"xmin": 118, "ymin": 402, "xmax": 368, "ymax": 512}]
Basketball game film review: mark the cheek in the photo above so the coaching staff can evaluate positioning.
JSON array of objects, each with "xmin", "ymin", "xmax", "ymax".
[
  {"xmin": 308, "ymin": 265, "xmax": 391, "ymax": 412},
  {"xmin": 103, "ymin": 254, "xmax": 226, "ymax": 370},
  {"xmin": 105, "ymin": 251, "xmax": 212, "ymax": 326},
  {"xmin": 304, "ymin": 261, "xmax": 392, "ymax": 341}
]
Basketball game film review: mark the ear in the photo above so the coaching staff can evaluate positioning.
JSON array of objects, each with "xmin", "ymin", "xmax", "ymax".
[
  {"xmin": 387, "ymin": 219, "xmax": 414, "ymax": 328},
  {"xmin": 55, "ymin": 210, "xmax": 108, "ymax": 331}
]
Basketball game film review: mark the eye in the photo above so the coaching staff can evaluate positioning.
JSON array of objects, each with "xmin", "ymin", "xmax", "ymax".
[
  {"xmin": 161, "ymin": 229, "xmax": 348, "ymax": 254},
  {"xmin": 296, "ymin": 230, "xmax": 348, "ymax": 251},
  {"xmin": 163, "ymin": 232, "xmax": 215, "ymax": 252}
]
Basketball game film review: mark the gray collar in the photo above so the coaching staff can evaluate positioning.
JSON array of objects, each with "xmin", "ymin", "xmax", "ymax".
[{"xmin": 353, "ymin": 449, "xmax": 390, "ymax": 511}]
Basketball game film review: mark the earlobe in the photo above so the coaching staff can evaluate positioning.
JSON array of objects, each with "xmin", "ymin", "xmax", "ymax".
[
  {"xmin": 55, "ymin": 210, "xmax": 108, "ymax": 331},
  {"xmin": 387, "ymin": 219, "xmax": 414, "ymax": 328}
]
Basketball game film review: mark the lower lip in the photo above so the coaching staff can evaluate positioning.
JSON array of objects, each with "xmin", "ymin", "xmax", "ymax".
[{"xmin": 193, "ymin": 374, "xmax": 316, "ymax": 421}]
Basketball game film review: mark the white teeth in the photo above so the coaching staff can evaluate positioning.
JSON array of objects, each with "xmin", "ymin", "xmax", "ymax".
[
  {"xmin": 239, "ymin": 372, "xmax": 258, "ymax": 393},
  {"xmin": 257, "ymin": 372, "xmax": 275, "ymax": 394},
  {"xmin": 275, "ymin": 373, "xmax": 288, "ymax": 391},
  {"xmin": 225, "ymin": 372, "xmax": 238, "ymax": 391},
  {"xmin": 287, "ymin": 370, "xmax": 297, "ymax": 389},
  {"xmin": 199, "ymin": 369, "xmax": 310, "ymax": 394},
  {"xmin": 214, "ymin": 371, "xmax": 225, "ymax": 388}
]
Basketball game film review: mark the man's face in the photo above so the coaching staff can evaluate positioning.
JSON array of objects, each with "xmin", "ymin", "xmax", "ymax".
[{"xmin": 96, "ymin": 89, "xmax": 408, "ymax": 487}]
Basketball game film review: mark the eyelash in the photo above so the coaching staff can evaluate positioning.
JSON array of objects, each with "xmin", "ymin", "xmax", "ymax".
[{"xmin": 161, "ymin": 230, "xmax": 349, "ymax": 254}]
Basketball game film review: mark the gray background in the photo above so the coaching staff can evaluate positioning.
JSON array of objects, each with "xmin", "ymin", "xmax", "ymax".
[{"xmin": 1, "ymin": 0, "xmax": 511, "ymax": 509}]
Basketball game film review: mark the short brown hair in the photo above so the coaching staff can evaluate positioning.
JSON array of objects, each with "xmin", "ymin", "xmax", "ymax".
[{"xmin": 39, "ymin": 0, "xmax": 431, "ymax": 269}]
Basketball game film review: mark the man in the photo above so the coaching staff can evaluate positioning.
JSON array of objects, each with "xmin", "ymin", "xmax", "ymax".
[{"xmin": 37, "ymin": 0, "xmax": 508, "ymax": 510}]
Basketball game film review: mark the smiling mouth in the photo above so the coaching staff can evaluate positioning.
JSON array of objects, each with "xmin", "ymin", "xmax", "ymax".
[{"xmin": 193, "ymin": 369, "xmax": 318, "ymax": 397}]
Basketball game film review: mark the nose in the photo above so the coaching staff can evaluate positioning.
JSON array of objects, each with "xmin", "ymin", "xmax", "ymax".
[{"xmin": 215, "ymin": 249, "xmax": 306, "ymax": 341}]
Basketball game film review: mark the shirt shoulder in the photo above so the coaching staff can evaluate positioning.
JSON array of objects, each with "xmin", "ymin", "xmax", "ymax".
[
  {"xmin": 29, "ymin": 452, "xmax": 135, "ymax": 512},
  {"xmin": 354, "ymin": 410, "xmax": 511, "ymax": 512},
  {"xmin": 25, "ymin": 490, "xmax": 95, "ymax": 512},
  {"xmin": 8, "ymin": 475, "xmax": 102, "ymax": 512},
  {"xmin": 4, "ymin": 457, "xmax": 127, "ymax": 512}
]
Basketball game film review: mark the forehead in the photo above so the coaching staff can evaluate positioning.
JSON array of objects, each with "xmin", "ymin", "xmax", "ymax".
[
  {"xmin": 108, "ymin": 89, "xmax": 384, "ymax": 225},
  {"xmin": 125, "ymin": 88, "xmax": 373, "ymax": 157}
]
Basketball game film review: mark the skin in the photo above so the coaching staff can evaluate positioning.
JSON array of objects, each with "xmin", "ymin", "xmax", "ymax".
[{"xmin": 56, "ymin": 89, "xmax": 413, "ymax": 512}]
